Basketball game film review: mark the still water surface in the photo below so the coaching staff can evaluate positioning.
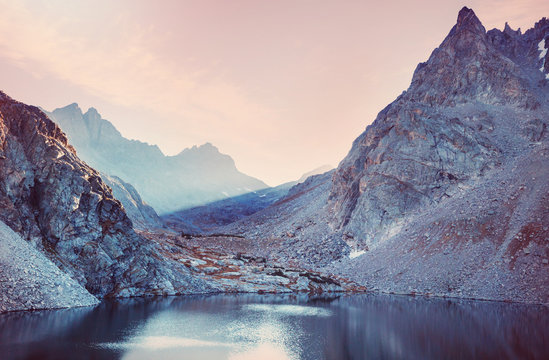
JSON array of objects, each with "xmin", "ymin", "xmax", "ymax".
[{"xmin": 1, "ymin": 293, "xmax": 548, "ymax": 359}]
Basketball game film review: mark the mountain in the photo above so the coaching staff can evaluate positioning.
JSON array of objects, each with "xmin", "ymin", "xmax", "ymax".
[
  {"xmin": 100, "ymin": 174, "xmax": 164, "ymax": 231},
  {"xmin": 221, "ymin": 8, "xmax": 549, "ymax": 303},
  {"xmin": 45, "ymin": 106, "xmax": 268, "ymax": 214},
  {"xmin": 163, "ymin": 166, "xmax": 334, "ymax": 234},
  {"xmin": 0, "ymin": 91, "xmax": 358, "ymax": 312},
  {"xmin": 297, "ymin": 164, "xmax": 333, "ymax": 183},
  {"xmin": 0, "ymin": 91, "xmax": 213, "ymax": 306},
  {"xmin": 163, "ymin": 182, "xmax": 294, "ymax": 234}
]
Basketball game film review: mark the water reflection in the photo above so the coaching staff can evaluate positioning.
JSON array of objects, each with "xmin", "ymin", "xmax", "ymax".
[{"xmin": 1, "ymin": 294, "xmax": 548, "ymax": 359}]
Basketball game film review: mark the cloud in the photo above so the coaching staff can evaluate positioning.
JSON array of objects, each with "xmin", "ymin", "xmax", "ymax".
[{"xmin": 0, "ymin": 0, "xmax": 274, "ymax": 138}]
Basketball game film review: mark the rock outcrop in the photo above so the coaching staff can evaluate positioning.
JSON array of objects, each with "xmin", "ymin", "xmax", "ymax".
[
  {"xmin": 46, "ymin": 106, "xmax": 268, "ymax": 214},
  {"xmin": 0, "ymin": 91, "xmax": 213, "ymax": 300}
]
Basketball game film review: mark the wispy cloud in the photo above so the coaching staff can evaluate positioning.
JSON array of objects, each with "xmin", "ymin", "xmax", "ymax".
[{"xmin": 0, "ymin": 0, "xmax": 273, "ymax": 137}]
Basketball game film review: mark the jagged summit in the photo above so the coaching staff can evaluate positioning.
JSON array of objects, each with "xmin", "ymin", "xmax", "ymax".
[
  {"xmin": 177, "ymin": 142, "xmax": 220, "ymax": 156},
  {"xmin": 84, "ymin": 106, "xmax": 101, "ymax": 118},
  {"xmin": 407, "ymin": 6, "xmax": 542, "ymax": 109},
  {"xmin": 46, "ymin": 105, "xmax": 268, "ymax": 213},
  {"xmin": 58, "ymin": 102, "xmax": 83, "ymax": 116},
  {"xmin": 503, "ymin": 22, "xmax": 521, "ymax": 36},
  {"xmin": 453, "ymin": 6, "xmax": 485, "ymax": 35}
]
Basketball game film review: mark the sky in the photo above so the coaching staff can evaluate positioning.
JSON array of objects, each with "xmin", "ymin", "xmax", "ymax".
[{"xmin": 0, "ymin": 0, "xmax": 547, "ymax": 185}]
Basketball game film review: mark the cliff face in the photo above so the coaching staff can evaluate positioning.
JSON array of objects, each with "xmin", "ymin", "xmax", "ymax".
[
  {"xmin": 0, "ymin": 92, "xmax": 211, "ymax": 298},
  {"xmin": 328, "ymin": 8, "xmax": 549, "ymax": 249},
  {"xmin": 220, "ymin": 8, "xmax": 549, "ymax": 303},
  {"xmin": 46, "ymin": 106, "xmax": 268, "ymax": 214}
]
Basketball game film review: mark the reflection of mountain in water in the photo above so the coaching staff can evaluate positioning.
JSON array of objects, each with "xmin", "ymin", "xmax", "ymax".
[{"xmin": 1, "ymin": 294, "xmax": 548, "ymax": 359}]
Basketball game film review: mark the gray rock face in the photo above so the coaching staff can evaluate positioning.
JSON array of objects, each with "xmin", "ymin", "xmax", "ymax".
[
  {"xmin": 329, "ymin": 7, "xmax": 549, "ymax": 249},
  {"xmin": 222, "ymin": 8, "xmax": 549, "ymax": 303},
  {"xmin": 0, "ymin": 92, "xmax": 213, "ymax": 300},
  {"xmin": 45, "ymin": 106, "xmax": 268, "ymax": 214},
  {"xmin": 332, "ymin": 144, "xmax": 549, "ymax": 304}
]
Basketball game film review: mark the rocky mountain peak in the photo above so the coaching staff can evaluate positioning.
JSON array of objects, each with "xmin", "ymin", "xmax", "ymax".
[
  {"xmin": 178, "ymin": 142, "xmax": 219, "ymax": 155},
  {"xmin": 533, "ymin": 17, "xmax": 549, "ymax": 32},
  {"xmin": 453, "ymin": 7, "xmax": 485, "ymax": 36},
  {"xmin": 61, "ymin": 102, "xmax": 83, "ymax": 117},
  {"xmin": 503, "ymin": 22, "xmax": 521, "ymax": 37},
  {"xmin": 0, "ymin": 92, "xmax": 74, "ymax": 154},
  {"xmin": 324, "ymin": 8, "xmax": 549, "ymax": 249},
  {"xmin": 441, "ymin": 7, "xmax": 488, "ymax": 56},
  {"xmin": 84, "ymin": 107, "xmax": 101, "ymax": 120},
  {"xmin": 47, "ymin": 106, "xmax": 268, "ymax": 213},
  {"xmin": 407, "ymin": 7, "xmax": 541, "ymax": 109}
]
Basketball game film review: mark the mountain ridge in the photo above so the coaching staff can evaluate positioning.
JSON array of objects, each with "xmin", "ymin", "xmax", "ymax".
[{"xmin": 46, "ymin": 104, "xmax": 268, "ymax": 213}]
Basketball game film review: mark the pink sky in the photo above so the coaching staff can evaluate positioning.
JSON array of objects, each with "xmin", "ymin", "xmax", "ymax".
[{"xmin": 0, "ymin": 0, "xmax": 547, "ymax": 185}]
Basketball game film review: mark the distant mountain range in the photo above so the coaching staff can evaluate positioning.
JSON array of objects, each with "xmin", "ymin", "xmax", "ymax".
[
  {"xmin": 45, "ymin": 105, "xmax": 268, "ymax": 214},
  {"xmin": 163, "ymin": 164, "xmax": 333, "ymax": 233}
]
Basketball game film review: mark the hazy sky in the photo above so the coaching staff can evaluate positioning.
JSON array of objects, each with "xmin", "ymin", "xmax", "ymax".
[{"xmin": 0, "ymin": 0, "xmax": 547, "ymax": 185}]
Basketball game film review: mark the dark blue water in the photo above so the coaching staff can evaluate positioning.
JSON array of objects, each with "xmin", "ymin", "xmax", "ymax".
[{"xmin": 1, "ymin": 294, "xmax": 548, "ymax": 360}]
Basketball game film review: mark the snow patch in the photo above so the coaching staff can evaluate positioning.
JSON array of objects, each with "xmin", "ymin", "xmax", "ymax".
[
  {"xmin": 538, "ymin": 38, "xmax": 549, "ymax": 79},
  {"xmin": 539, "ymin": 38, "xmax": 547, "ymax": 59},
  {"xmin": 349, "ymin": 249, "xmax": 366, "ymax": 259}
]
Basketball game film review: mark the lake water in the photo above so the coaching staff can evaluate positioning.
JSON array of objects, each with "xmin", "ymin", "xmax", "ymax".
[{"xmin": 1, "ymin": 293, "xmax": 548, "ymax": 359}]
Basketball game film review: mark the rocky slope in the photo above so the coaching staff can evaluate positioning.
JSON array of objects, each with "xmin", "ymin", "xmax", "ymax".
[
  {"xmin": 0, "ymin": 91, "xmax": 214, "ymax": 301},
  {"xmin": 0, "ymin": 221, "xmax": 99, "ymax": 312},
  {"xmin": 221, "ymin": 8, "xmax": 549, "ymax": 303},
  {"xmin": 163, "ymin": 181, "xmax": 295, "ymax": 234},
  {"xmin": 328, "ymin": 8, "xmax": 545, "ymax": 249},
  {"xmin": 46, "ymin": 106, "xmax": 267, "ymax": 213}
]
